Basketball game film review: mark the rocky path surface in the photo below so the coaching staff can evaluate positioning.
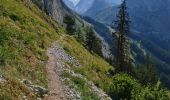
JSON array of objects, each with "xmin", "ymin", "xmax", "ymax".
[
  {"xmin": 44, "ymin": 36, "xmax": 81, "ymax": 100},
  {"xmin": 44, "ymin": 47, "xmax": 67, "ymax": 100},
  {"xmin": 44, "ymin": 36, "xmax": 112, "ymax": 100}
]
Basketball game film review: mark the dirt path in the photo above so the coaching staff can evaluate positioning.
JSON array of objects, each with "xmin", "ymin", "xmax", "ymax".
[
  {"xmin": 43, "ymin": 35, "xmax": 112, "ymax": 100},
  {"xmin": 44, "ymin": 47, "xmax": 67, "ymax": 100}
]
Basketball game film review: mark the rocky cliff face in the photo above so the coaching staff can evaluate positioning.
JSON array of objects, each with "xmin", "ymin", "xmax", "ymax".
[{"xmin": 34, "ymin": 0, "xmax": 71, "ymax": 24}]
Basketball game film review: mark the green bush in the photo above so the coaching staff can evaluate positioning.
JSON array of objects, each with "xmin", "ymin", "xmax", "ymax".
[
  {"xmin": 9, "ymin": 14, "xmax": 20, "ymax": 21},
  {"xmin": 134, "ymin": 81, "xmax": 169, "ymax": 100},
  {"xmin": 71, "ymin": 76, "xmax": 86, "ymax": 89},
  {"xmin": 0, "ymin": 28, "xmax": 8, "ymax": 45},
  {"xmin": 108, "ymin": 73, "xmax": 141, "ymax": 100},
  {"xmin": 108, "ymin": 73, "xmax": 169, "ymax": 100}
]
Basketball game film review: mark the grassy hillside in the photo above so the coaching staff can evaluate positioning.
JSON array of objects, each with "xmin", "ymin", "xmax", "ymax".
[
  {"xmin": 0, "ymin": 0, "xmax": 169, "ymax": 100},
  {"xmin": 0, "ymin": 0, "xmax": 113, "ymax": 99},
  {"xmin": 0, "ymin": 0, "xmax": 61, "ymax": 99}
]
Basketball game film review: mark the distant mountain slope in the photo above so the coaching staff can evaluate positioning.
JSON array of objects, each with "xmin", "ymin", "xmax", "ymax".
[
  {"xmin": 83, "ymin": 0, "xmax": 170, "ymax": 89},
  {"xmin": 84, "ymin": 0, "xmax": 109, "ymax": 17},
  {"xmin": 63, "ymin": 0, "xmax": 75, "ymax": 10},
  {"xmin": 83, "ymin": 0, "xmax": 119, "ymax": 19},
  {"xmin": 83, "ymin": 17, "xmax": 113, "ymax": 45},
  {"xmin": 75, "ymin": 0, "xmax": 94, "ymax": 14},
  {"xmin": 85, "ymin": 0, "xmax": 170, "ymax": 51},
  {"xmin": 83, "ymin": 16, "xmax": 115, "ymax": 57},
  {"xmin": 63, "ymin": 0, "xmax": 94, "ymax": 14},
  {"xmin": 88, "ymin": 0, "xmax": 170, "ymax": 65}
]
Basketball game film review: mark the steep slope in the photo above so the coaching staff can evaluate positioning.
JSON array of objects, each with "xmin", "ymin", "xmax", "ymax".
[
  {"xmin": 76, "ymin": 0, "xmax": 170, "ymax": 89},
  {"xmin": 0, "ymin": 0, "xmax": 60, "ymax": 99},
  {"xmin": 84, "ymin": 0, "xmax": 170, "ymax": 56},
  {"xmin": 63, "ymin": 0, "xmax": 94, "ymax": 14},
  {"xmin": 1, "ymin": 0, "xmax": 170, "ymax": 100},
  {"xmin": 63, "ymin": 0, "xmax": 75, "ymax": 10},
  {"xmin": 45, "ymin": 43, "xmax": 69, "ymax": 100},
  {"xmin": 83, "ymin": 0, "xmax": 119, "ymax": 19},
  {"xmin": 82, "ymin": 16, "xmax": 115, "ymax": 57},
  {"xmin": 0, "ymin": 0, "xmax": 113, "ymax": 99},
  {"xmin": 73, "ymin": 0, "xmax": 94, "ymax": 14},
  {"xmin": 83, "ymin": 0, "xmax": 108, "ymax": 18},
  {"xmin": 63, "ymin": 0, "xmax": 120, "ymax": 15}
]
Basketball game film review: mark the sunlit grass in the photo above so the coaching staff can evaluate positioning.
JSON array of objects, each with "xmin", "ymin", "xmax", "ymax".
[
  {"xmin": 0, "ymin": 0, "xmax": 114, "ymax": 99},
  {"xmin": 0, "ymin": 0, "xmax": 61, "ymax": 99},
  {"xmin": 59, "ymin": 35, "xmax": 115, "ymax": 92}
]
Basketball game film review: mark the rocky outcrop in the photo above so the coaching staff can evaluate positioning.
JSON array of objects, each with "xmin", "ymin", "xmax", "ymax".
[
  {"xmin": 21, "ymin": 79, "xmax": 48, "ymax": 98},
  {"xmin": 34, "ymin": 0, "xmax": 71, "ymax": 24},
  {"xmin": 0, "ymin": 75, "xmax": 6, "ymax": 84}
]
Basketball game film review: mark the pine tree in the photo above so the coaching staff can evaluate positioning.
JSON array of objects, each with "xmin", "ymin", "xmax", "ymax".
[
  {"xmin": 85, "ymin": 27, "xmax": 103, "ymax": 56},
  {"xmin": 63, "ymin": 15, "xmax": 76, "ymax": 35},
  {"xmin": 76, "ymin": 28, "xmax": 84, "ymax": 43},
  {"xmin": 135, "ymin": 54, "xmax": 158, "ymax": 85},
  {"xmin": 114, "ymin": 0, "xmax": 133, "ymax": 74},
  {"xmin": 85, "ymin": 27, "xmax": 95, "ymax": 51}
]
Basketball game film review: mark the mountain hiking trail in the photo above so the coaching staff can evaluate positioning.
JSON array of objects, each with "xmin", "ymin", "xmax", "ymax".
[
  {"xmin": 44, "ymin": 47, "xmax": 67, "ymax": 100},
  {"xmin": 44, "ymin": 35, "xmax": 68, "ymax": 100},
  {"xmin": 44, "ymin": 35, "xmax": 111, "ymax": 100},
  {"xmin": 44, "ymin": 35, "xmax": 82, "ymax": 100}
]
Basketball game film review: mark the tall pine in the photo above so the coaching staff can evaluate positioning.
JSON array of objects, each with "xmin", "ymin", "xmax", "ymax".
[
  {"xmin": 114, "ymin": 0, "xmax": 133, "ymax": 74},
  {"xmin": 85, "ymin": 27, "xmax": 103, "ymax": 56}
]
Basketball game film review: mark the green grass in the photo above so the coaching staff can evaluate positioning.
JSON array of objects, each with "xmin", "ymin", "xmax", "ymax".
[
  {"xmin": 0, "ymin": 0, "xmax": 62, "ymax": 99},
  {"xmin": 0, "ymin": 0, "xmax": 169, "ymax": 100},
  {"xmin": 62, "ymin": 71, "xmax": 100, "ymax": 100},
  {"xmin": 59, "ymin": 35, "xmax": 114, "ymax": 92},
  {"xmin": 0, "ymin": 0, "xmax": 113, "ymax": 99}
]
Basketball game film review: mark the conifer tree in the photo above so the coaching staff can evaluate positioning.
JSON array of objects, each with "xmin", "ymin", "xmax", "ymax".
[
  {"xmin": 114, "ymin": 0, "xmax": 133, "ymax": 74},
  {"xmin": 85, "ymin": 27, "xmax": 103, "ymax": 56},
  {"xmin": 85, "ymin": 27, "xmax": 95, "ymax": 51},
  {"xmin": 76, "ymin": 28, "xmax": 84, "ymax": 43},
  {"xmin": 63, "ymin": 15, "xmax": 76, "ymax": 35},
  {"xmin": 135, "ymin": 54, "xmax": 158, "ymax": 85}
]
